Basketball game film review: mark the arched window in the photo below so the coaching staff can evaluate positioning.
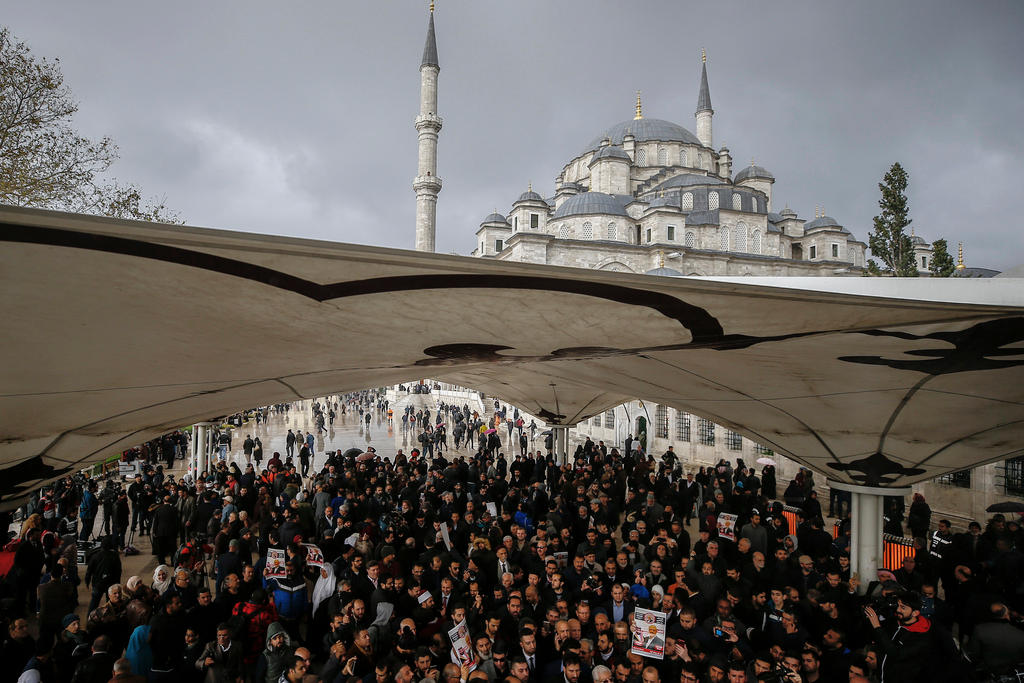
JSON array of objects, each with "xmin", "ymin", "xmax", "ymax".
[
  {"xmin": 709, "ymin": 191, "xmax": 720, "ymax": 210},
  {"xmin": 636, "ymin": 148, "xmax": 647, "ymax": 166},
  {"xmin": 681, "ymin": 192, "xmax": 694, "ymax": 210},
  {"xmin": 684, "ymin": 231, "xmax": 696, "ymax": 248},
  {"xmin": 680, "ymin": 149, "xmax": 688, "ymax": 166},
  {"xmin": 750, "ymin": 196, "xmax": 759, "ymax": 212},
  {"xmin": 734, "ymin": 223, "xmax": 747, "ymax": 252},
  {"xmin": 558, "ymin": 224, "xmax": 570, "ymax": 239},
  {"xmin": 732, "ymin": 193, "xmax": 742, "ymax": 211},
  {"xmin": 606, "ymin": 222, "xmax": 616, "ymax": 240},
  {"xmin": 751, "ymin": 229, "xmax": 762, "ymax": 254},
  {"xmin": 582, "ymin": 221, "xmax": 593, "ymax": 240},
  {"xmin": 719, "ymin": 227, "xmax": 729, "ymax": 251},
  {"xmin": 657, "ymin": 148, "xmax": 667, "ymax": 166}
]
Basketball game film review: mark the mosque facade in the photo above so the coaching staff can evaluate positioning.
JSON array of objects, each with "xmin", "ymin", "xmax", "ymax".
[{"xmin": 470, "ymin": 55, "xmax": 869, "ymax": 277}]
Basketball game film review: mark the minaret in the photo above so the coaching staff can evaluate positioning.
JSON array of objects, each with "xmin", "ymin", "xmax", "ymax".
[
  {"xmin": 695, "ymin": 49, "xmax": 713, "ymax": 149},
  {"xmin": 413, "ymin": 2, "xmax": 442, "ymax": 252}
]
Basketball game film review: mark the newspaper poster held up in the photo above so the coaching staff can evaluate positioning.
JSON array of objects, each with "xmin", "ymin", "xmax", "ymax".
[
  {"xmin": 304, "ymin": 543, "xmax": 325, "ymax": 568},
  {"xmin": 266, "ymin": 548, "xmax": 287, "ymax": 579},
  {"xmin": 631, "ymin": 607, "xmax": 668, "ymax": 659},
  {"xmin": 448, "ymin": 619, "xmax": 477, "ymax": 672},
  {"xmin": 717, "ymin": 512, "xmax": 738, "ymax": 542}
]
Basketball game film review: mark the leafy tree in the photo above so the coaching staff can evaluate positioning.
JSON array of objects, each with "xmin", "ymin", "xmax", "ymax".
[
  {"xmin": 929, "ymin": 238, "xmax": 956, "ymax": 277},
  {"xmin": 866, "ymin": 162, "xmax": 917, "ymax": 276},
  {"xmin": 0, "ymin": 27, "xmax": 178, "ymax": 221}
]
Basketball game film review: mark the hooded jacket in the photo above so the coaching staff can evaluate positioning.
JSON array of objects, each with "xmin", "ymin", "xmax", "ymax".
[{"xmin": 254, "ymin": 622, "xmax": 292, "ymax": 683}]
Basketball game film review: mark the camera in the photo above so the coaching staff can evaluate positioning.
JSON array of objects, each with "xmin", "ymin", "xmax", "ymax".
[
  {"xmin": 584, "ymin": 576, "xmax": 601, "ymax": 590},
  {"xmin": 398, "ymin": 625, "xmax": 416, "ymax": 650},
  {"xmin": 869, "ymin": 594, "xmax": 899, "ymax": 622},
  {"xmin": 713, "ymin": 627, "xmax": 725, "ymax": 638}
]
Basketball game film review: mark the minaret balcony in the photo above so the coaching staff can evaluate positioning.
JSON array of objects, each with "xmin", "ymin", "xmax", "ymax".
[
  {"xmin": 413, "ymin": 175, "xmax": 443, "ymax": 192},
  {"xmin": 415, "ymin": 114, "xmax": 443, "ymax": 131}
]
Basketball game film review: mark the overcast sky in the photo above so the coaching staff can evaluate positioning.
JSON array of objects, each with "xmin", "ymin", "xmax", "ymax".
[{"xmin": 8, "ymin": 0, "xmax": 1024, "ymax": 270}]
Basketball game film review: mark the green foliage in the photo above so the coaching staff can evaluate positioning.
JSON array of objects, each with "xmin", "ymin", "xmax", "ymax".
[
  {"xmin": 867, "ymin": 162, "xmax": 917, "ymax": 276},
  {"xmin": 929, "ymin": 238, "xmax": 956, "ymax": 277},
  {"xmin": 0, "ymin": 27, "xmax": 179, "ymax": 222}
]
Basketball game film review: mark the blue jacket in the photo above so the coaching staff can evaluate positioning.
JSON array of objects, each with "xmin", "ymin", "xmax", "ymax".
[
  {"xmin": 79, "ymin": 490, "xmax": 98, "ymax": 519},
  {"xmin": 264, "ymin": 575, "xmax": 308, "ymax": 620}
]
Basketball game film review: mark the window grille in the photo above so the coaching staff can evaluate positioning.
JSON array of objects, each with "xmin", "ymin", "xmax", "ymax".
[
  {"xmin": 685, "ymin": 231, "xmax": 696, "ymax": 248},
  {"xmin": 699, "ymin": 419, "xmax": 715, "ymax": 446},
  {"xmin": 675, "ymin": 412, "xmax": 691, "ymax": 442},
  {"xmin": 751, "ymin": 230, "xmax": 761, "ymax": 254},
  {"xmin": 709, "ymin": 191, "xmax": 720, "ymax": 210},
  {"xmin": 582, "ymin": 221, "xmax": 593, "ymax": 240},
  {"xmin": 604, "ymin": 409, "xmax": 615, "ymax": 428},
  {"xmin": 726, "ymin": 430, "xmax": 743, "ymax": 451},
  {"xmin": 681, "ymin": 192, "xmax": 694, "ymax": 210},
  {"xmin": 655, "ymin": 405, "xmax": 669, "ymax": 438},
  {"xmin": 935, "ymin": 470, "xmax": 972, "ymax": 489}
]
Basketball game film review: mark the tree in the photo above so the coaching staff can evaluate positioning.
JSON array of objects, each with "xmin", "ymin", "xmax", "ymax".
[
  {"xmin": 929, "ymin": 238, "xmax": 956, "ymax": 277},
  {"xmin": 866, "ymin": 162, "xmax": 917, "ymax": 276},
  {"xmin": 0, "ymin": 27, "xmax": 178, "ymax": 221}
]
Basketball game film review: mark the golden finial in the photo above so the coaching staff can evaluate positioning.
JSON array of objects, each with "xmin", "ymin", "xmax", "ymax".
[
  {"xmin": 430, "ymin": 0, "xmax": 434, "ymax": 12},
  {"xmin": 701, "ymin": 48, "xmax": 706, "ymax": 64},
  {"xmin": 957, "ymin": 242, "xmax": 965, "ymax": 269},
  {"xmin": 750, "ymin": 158, "xmax": 755, "ymax": 167},
  {"xmin": 821, "ymin": 206, "xmax": 825, "ymax": 217},
  {"xmin": 814, "ymin": 205, "xmax": 819, "ymax": 218},
  {"xmin": 659, "ymin": 251, "xmax": 665, "ymax": 268},
  {"xmin": 634, "ymin": 90, "xmax": 643, "ymax": 120}
]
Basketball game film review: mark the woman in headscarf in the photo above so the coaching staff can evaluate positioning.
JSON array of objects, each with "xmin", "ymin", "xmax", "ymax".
[
  {"xmin": 309, "ymin": 564, "xmax": 336, "ymax": 647},
  {"xmin": 152, "ymin": 564, "xmax": 172, "ymax": 595}
]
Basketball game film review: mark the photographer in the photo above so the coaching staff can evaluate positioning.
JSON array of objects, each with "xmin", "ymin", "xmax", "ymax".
[{"xmin": 863, "ymin": 591, "xmax": 931, "ymax": 682}]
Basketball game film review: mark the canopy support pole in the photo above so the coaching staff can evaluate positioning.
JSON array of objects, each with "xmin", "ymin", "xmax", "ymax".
[{"xmin": 828, "ymin": 480, "xmax": 910, "ymax": 591}]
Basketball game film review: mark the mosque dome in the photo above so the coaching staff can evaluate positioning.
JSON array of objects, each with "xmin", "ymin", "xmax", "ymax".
[
  {"xmin": 803, "ymin": 215, "xmax": 842, "ymax": 231},
  {"xmin": 651, "ymin": 173, "xmax": 726, "ymax": 192},
  {"xmin": 551, "ymin": 192, "xmax": 630, "ymax": 219},
  {"xmin": 481, "ymin": 213, "xmax": 509, "ymax": 225},
  {"xmin": 516, "ymin": 190, "xmax": 545, "ymax": 203},
  {"xmin": 588, "ymin": 145, "xmax": 631, "ymax": 165},
  {"xmin": 582, "ymin": 118, "xmax": 702, "ymax": 155},
  {"xmin": 735, "ymin": 164, "xmax": 775, "ymax": 182}
]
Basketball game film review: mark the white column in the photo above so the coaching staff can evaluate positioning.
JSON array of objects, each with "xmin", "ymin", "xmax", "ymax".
[
  {"xmin": 829, "ymin": 480, "xmax": 909, "ymax": 592},
  {"xmin": 195, "ymin": 424, "xmax": 207, "ymax": 477}
]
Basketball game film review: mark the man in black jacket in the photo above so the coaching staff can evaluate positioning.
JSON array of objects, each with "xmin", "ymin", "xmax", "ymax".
[
  {"xmin": 864, "ymin": 591, "xmax": 933, "ymax": 683},
  {"xmin": 150, "ymin": 495, "xmax": 180, "ymax": 566},
  {"xmin": 85, "ymin": 536, "xmax": 122, "ymax": 612}
]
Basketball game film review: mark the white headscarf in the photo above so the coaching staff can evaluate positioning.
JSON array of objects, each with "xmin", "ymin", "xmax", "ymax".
[
  {"xmin": 152, "ymin": 564, "xmax": 172, "ymax": 595},
  {"xmin": 311, "ymin": 563, "xmax": 335, "ymax": 616}
]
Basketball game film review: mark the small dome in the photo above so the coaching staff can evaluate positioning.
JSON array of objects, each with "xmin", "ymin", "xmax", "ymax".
[
  {"xmin": 516, "ymin": 190, "xmax": 545, "ymax": 203},
  {"xmin": 911, "ymin": 235, "xmax": 927, "ymax": 246},
  {"xmin": 803, "ymin": 215, "xmax": 842, "ymax": 231},
  {"xmin": 551, "ymin": 192, "xmax": 630, "ymax": 219},
  {"xmin": 780, "ymin": 206, "xmax": 797, "ymax": 218},
  {"xmin": 735, "ymin": 164, "xmax": 775, "ymax": 183},
  {"xmin": 588, "ymin": 145, "xmax": 631, "ymax": 165},
  {"xmin": 481, "ymin": 213, "xmax": 509, "ymax": 225},
  {"xmin": 651, "ymin": 173, "xmax": 726, "ymax": 192},
  {"xmin": 645, "ymin": 266, "xmax": 683, "ymax": 277}
]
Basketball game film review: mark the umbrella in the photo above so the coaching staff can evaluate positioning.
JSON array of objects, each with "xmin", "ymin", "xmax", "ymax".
[
  {"xmin": 356, "ymin": 451, "xmax": 375, "ymax": 461},
  {"xmin": 757, "ymin": 457, "xmax": 776, "ymax": 466},
  {"xmin": 485, "ymin": 428, "xmax": 497, "ymax": 434},
  {"xmin": 436, "ymin": 422, "xmax": 445, "ymax": 428},
  {"xmin": 342, "ymin": 447, "xmax": 363, "ymax": 458},
  {"xmin": 985, "ymin": 501, "xmax": 1024, "ymax": 513},
  {"xmin": 540, "ymin": 430, "xmax": 552, "ymax": 435}
]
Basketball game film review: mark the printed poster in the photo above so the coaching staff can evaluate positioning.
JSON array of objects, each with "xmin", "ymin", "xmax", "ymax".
[
  {"xmin": 266, "ymin": 548, "xmax": 287, "ymax": 579},
  {"xmin": 554, "ymin": 551, "xmax": 569, "ymax": 569},
  {"xmin": 448, "ymin": 619, "xmax": 477, "ymax": 671},
  {"xmin": 717, "ymin": 512, "xmax": 738, "ymax": 542},
  {"xmin": 631, "ymin": 607, "xmax": 668, "ymax": 660},
  {"xmin": 304, "ymin": 543, "xmax": 325, "ymax": 568},
  {"xmin": 440, "ymin": 522, "xmax": 453, "ymax": 551},
  {"xmin": 486, "ymin": 502, "xmax": 498, "ymax": 517}
]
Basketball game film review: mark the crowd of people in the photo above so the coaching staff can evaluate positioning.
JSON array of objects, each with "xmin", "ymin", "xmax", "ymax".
[{"xmin": 2, "ymin": 394, "xmax": 1023, "ymax": 683}]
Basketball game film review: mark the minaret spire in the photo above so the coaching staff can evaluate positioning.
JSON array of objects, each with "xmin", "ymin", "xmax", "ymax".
[
  {"xmin": 414, "ymin": 3, "xmax": 442, "ymax": 252},
  {"xmin": 634, "ymin": 90, "xmax": 643, "ymax": 120},
  {"xmin": 695, "ymin": 50, "xmax": 713, "ymax": 148}
]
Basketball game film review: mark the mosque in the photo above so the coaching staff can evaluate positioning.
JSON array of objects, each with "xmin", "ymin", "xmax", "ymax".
[
  {"xmin": 467, "ymin": 54, "xmax": 871, "ymax": 276},
  {"xmin": 410, "ymin": 7, "xmax": 1014, "ymax": 525}
]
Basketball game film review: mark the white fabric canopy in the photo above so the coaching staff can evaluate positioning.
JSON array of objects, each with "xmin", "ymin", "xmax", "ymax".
[{"xmin": 2, "ymin": 206, "xmax": 1023, "ymax": 507}]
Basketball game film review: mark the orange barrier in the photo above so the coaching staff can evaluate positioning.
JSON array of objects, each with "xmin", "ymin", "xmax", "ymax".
[
  {"xmin": 882, "ymin": 534, "xmax": 915, "ymax": 571},
  {"xmin": 781, "ymin": 508, "xmax": 798, "ymax": 536}
]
